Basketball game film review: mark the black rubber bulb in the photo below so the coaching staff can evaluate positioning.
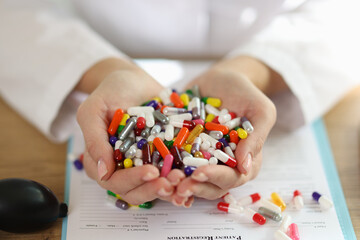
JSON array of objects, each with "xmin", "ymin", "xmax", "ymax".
[{"xmin": 0, "ymin": 178, "xmax": 68, "ymax": 233}]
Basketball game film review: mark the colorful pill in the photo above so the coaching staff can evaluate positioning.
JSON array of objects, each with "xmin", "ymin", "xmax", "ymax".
[
  {"xmin": 107, "ymin": 195, "xmax": 129, "ymax": 210},
  {"xmin": 191, "ymin": 137, "xmax": 202, "ymax": 154},
  {"xmin": 173, "ymin": 127, "xmax": 189, "ymax": 148},
  {"xmin": 214, "ymin": 150, "xmax": 237, "ymax": 168},
  {"xmin": 185, "ymin": 124, "xmax": 204, "ymax": 144},
  {"xmin": 120, "ymin": 113, "xmax": 130, "ymax": 126},
  {"xmin": 205, "ymin": 113, "xmax": 216, "ymax": 123},
  {"xmin": 136, "ymin": 117, "xmax": 146, "ymax": 129},
  {"xmin": 170, "ymin": 146, "xmax": 183, "ymax": 169},
  {"xmin": 288, "ymin": 223, "xmax": 300, "ymax": 240},
  {"xmin": 118, "ymin": 117, "xmax": 137, "ymax": 140},
  {"xmin": 160, "ymin": 154, "xmax": 174, "ymax": 177},
  {"xmin": 203, "ymin": 97, "xmax": 222, "ymax": 108},
  {"xmin": 170, "ymin": 119, "xmax": 195, "ymax": 129},
  {"xmin": 142, "ymin": 143, "xmax": 152, "ymax": 165},
  {"xmin": 271, "ymin": 192, "xmax": 286, "ymax": 211},
  {"xmin": 217, "ymin": 202, "xmax": 243, "ymax": 214},
  {"xmin": 123, "ymin": 158, "xmax": 133, "ymax": 168},
  {"xmin": 237, "ymin": 193, "xmax": 261, "ymax": 206},
  {"xmin": 184, "ymin": 166, "xmax": 196, "ymax": 176},
  {"xmin": 229, "ymin": 130, "xmax": 239, "ymax": 144},
  {"xmin": 312, "ymin": 191, "xmax": 333, "ymax": 210},
  {"xmin": 170, "ymin": 92, "xmax": 184, "ymax": 108},
  {"xmin": 153, "ymin": 137, "xmax": 171, "ymax": 159},
  {"xmin": 293, "ymin": 190, "xmax": 304, "ymax": 210},
  {"xmin": 205, "ymin": 122, "xmax": 229, "ymax": 135},
  {"xmin": 244, "ymin": 207, "xmax": 266, "ymax": 225},
  {"xmin": 237, "ymin": 128, "xmax": 248, "ymax": 139},
  {"xmin": 183, "ymin": 156, "xmax": 209, "ymax": 167},
  {"xmin": 258, "ymin": 207, "xmax": 282, "ymax": 222},
  {"xmin": 180, "ymin": 93, "xmax": 190, "ymax": 107},
  {"xmin": 108, "ymin": 109, "xmax": 124, "ymax": 135}
]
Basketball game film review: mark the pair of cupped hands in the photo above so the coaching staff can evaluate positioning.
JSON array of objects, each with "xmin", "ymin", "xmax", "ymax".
[{"xmin": 76, "ymin": 56, "xmax": 278, "ymax": 208}]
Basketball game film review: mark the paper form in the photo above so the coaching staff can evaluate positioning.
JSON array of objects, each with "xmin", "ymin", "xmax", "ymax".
[{"xmin": 63, "ymin": 124, "xmax": 346, "ymax": 240}]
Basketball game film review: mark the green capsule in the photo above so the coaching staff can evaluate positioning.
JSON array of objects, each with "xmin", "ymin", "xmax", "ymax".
[
  {"xmin": 164, "ymin": 140, "xmax": 174, "ymax": 149},
  {"xmin": 107, "ymin": 190, "xmax": 116, "ymax": 197},
  {"xmin": 201, "ymin": 97, "xmax": 208, "ymax": 103},
  {"xmin": 234, "ymin": 126, "xmax": 240, "ymax": 131},
  {"xmin": 139, "ymin": 201, "xmax": 153, "ymax": 209},
  {"xmin": 185, "ymin": 89, "xmax": 193, "ymax": 97},
  {"xmin": 116, "ymin": 125, "xmax": 125, "ymax": 136}
]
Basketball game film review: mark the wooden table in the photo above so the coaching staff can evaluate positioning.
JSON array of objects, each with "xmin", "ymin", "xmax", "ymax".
[{"xmin": 0, "ymin": 87, "xmax": 359, "ymax": 239}]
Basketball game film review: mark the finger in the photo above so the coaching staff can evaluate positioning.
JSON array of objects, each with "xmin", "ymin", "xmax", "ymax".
[
  {"xmin": 176, "ymin": 177, "xmax": 226, "ymax": 200},
  {"xmin": 235, "ymin": 104, "xmax": 276, "ymax": 175},
  {"xmin": 190, "ymin": 165, "xmax": 244, "ymax": 189},
  {"xmin": 166, "ymin": 169, "xmax": 186, "ymax": 186},
  {"xmin": 100, "ymin": 164, "xmax": 160, "ymax": 195},
  {"xmin": 82, "ymin": 150, "xmax": 98, "ymax": 180},
  {"xmin": 121, "ymin": 177, "xmax": 174, "ymax": 205},
  {"xmin": 76, "ymin": 96, "xmax": 115, "ymax": 181}
]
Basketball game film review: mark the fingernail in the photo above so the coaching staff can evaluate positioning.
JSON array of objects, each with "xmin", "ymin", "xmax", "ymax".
[
  {"xmin": 172, "ymin": 199, "xmax": 182, "ymax": 207},
  {"xmin": 184, "ymin": 197, "xmax": 194, "ymax": 208},
  {"xmin": 170, "ymin": 178, "xmax": 180, "ymax": 186},
  {"xmin": 178, "ymin": 189, "xmax": 193, "ymax": 197},
  {"xmin": 97, "ymin": 159, "xmax": 108, "ymax": 181},
  {"xmin": 191, "ymin": 172, "xmax": 208, "ymax": 182},
  {"xmin": 242, "ymin": 153, "xmax": 252, "ymax": 175},
  {"xmin": 143, "ymin": 171, "xmax": 159, "ymax": 181},
  {"xmin": 158, "ymin": 188, "xmax": 173, "ymax": 197}
]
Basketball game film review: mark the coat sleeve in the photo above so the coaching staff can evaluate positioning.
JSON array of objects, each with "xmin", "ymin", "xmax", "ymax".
[
  {"xmin": 227, "ymin": 0, "xmax": 360, "ymax": 130},
  {"xmin": 0, "ymin": 0, "xmax": 127, "ymax": 142}
]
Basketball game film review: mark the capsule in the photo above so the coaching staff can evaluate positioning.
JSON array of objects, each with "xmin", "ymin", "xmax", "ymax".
[
  {"xmin": 127, "ymin": 106, "xmax": 154, "ymax": 116},
  {"xmin": 170, "ymin": 92, "xmax": 184, "ymax": 108},
  {"xmin": 184, "ymin": 166, "xmax": 196, "ymax": 176},
  {"xmin": 279, "ymin": 214, "xmax": 292, "ymax": 233},
  {"xmin": 229, "ymin": 130, "xmax": 239, "ymax": 144},
  {"xmin": 183, "ymin": 156, "xmax": 209, "ymax": 167},
  {"xmin": 225, "ymin": 117, "xmax": 241, "ymax": 130},
  {"xmin": 236, "ymin": 127, "xmax": 248, "ymax": 139},
  {"xmin": 200, "ymin": 140, "xmax": 211, "ymax": 151},
  {"xmin": 199, "ymin": 133, "xmax": 222, "ymax": 149},
  {"xmin": 150, "ymin": 124, "xmax": 161, "ymax": 136},
  {"xmin": 160, "ymin": 154, "xmax": 174, "ymax": 177},
  {"xmin": 222, "ymin": 192, "xmax": 237, "ymax": 204},
  {"xmin": 162, "ymin": 106, "xmax": 187, "ymax": 115},
  {"xmin": 125, "ymin": 145, "xmax": 137, "ymax": 159},
  {"xmin": 170, "ymin": 146, "xmax": 183, "ymax": 169},
  {"xmin": 159, "ymin": 88, "xmax": 172, "ymax": 105},
  {"xmin": 123, "ymin": 158, "xmax": 133, "ymax": 168},
  {"xmin": 258, "ymin": 207, "xmax": 282, "ymax": 222},
  {"xmin": 201, "ymin": 150, "xmax": 211, "ymax": 160},
  {"xmin": 145, "ymin": 111, "xmax": 155, "ymax": 128},
  {"xmin": 203, "ymin": 97, "xmax": 221, "ymax": 108},
  {"xmin": 169, "ymin": 113, "xmax": 193, "ymax": 121},
  {"xmin": 170, "ymin": 119, "xmax": 195, "ymax": 129},
  {"xmin": 134, "ymin": 158, "xmax": 143, "ymax": 167},
  {"xmin": 153, "ymin": 110, "xmax": 169, "ymax": 124},
  {"xmin": 217, "ymin": 202, "xmax": 243, "ymax": 214},
  {"xmin": 259, "ymin": 199, "xmax": 281, "ymax": 214},
  {"xmin": 164, "ymin": 124, "xmax": 175, "ymax": 141},
  {"xmin": 108, "ymin": 109, "xmax": 124, "ymax": 135},
  {"xmin": 205, "ymin": 113, "xmax": 216, "ymax": 123},
  {"xmin": 205, "ymin": 104, "xmax": 220, "ymax": 116},
  {"xmin": 173, "ymin": 127, "xmax": 189, "ymax": 148},
  {"xmin": 119, "ymin": 137, "xmax": 135, "ymax": 153},
  {"xmin": 151, "ymin": 150, "xmax": 161, "ymax": 167},
  {"xmin": 146, "ymin": 100, "xmax": 159, "ymax": 109},
  {"xmin": 271, "ymin": 192, "xmax": 286, "ymax": 212},
  {"xmin": 241, "ymin": 117, "xmax": 254, "ymax": 133},
  {"xmin": 191, "ymin": 97, "xmax": 201, "ymax": 119},
  {"xmin": 208, "ymin": 157, "xmax": 218, "ymax": 165},
  {"xmin": 142, "ymin": 143, "xmax": 152, "ymax": 165},
  {"xmin": 205, "ymin": 122, "xmax": 229, "ymax": 135},
  {"xmin": 312, "ymin": 191, "xmax": 333, "ymax": 210},
  {"xmin": 244, "ymin": 207, "xmax": 266, "ymax": 225},
  {"xmin": 237, "ymin": 193, "xmax": 261, "ymax": 206},
  {"xmin": 153, "ymin": 137, "xmax": 171, "ymax": 159},
  {"xmin": 214, "ymin": 150, "xmax": 237, "ymax": 168},
  {"xmin": 180, "ymin": 93, "xmax": 190, "ymax": 107},
  {"xmin": 274, "ymin": 230, "xmax": 292, "ymax": 240},
  {"xmin": 293, "ymin": 190, "xmax": 304, "ymax": 210},
  {"xmin": 218, "ymin": 113, "xmax": 232, "ymax": 124},
  {"xmin": 191, "ymin": 137, "xmax": 202, "ymax": 154},
  {"xmin": 139, "ymin": 201, "xmax": 153, "ymax": 209},
  {"xmin": 194, "ymin": 151, "xmax": 204, "ymax": 158},
  {"xmin": 209, "ymin": 131, "xmax": 223, "ymax": 140},
  {"xmin": 185, "ymin": 124, "xmax": 204, "ymax": 144},
  {"xmin": 288, "ymin": 223, "xmax": 300, "ymax": 240},
  {"xmin": 141, "ymin": 127, "xmax": 151, "ymax": 138},
  {"xmin": 107, "ymin": 195, "xmax": 129, "ymax": 210},
  {"xmin": 118, "ymin": 117, "xmax": 137, "ymax": 141}
]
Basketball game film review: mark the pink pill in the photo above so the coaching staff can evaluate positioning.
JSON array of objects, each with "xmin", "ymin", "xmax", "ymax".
[
  {"xmin": 160, "ymin": 154, "xmax": 174, "ymax": 177},
  {"xmin": 201, "ymin": 151, "xmax": 211, "ymax": 160}
]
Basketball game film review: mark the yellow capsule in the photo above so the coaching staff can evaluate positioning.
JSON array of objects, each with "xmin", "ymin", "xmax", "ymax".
[
  {"xmin": 205, "ymin": 113, "xmax": 215, "ymax": 123},
  {"xmin": 180, "ymin": 93, "xmax": 190, "ymax": 107},
  {"xmin": 123, "ymin": 158, "xmax": 133, "ymax": 168},
  {"xmin": 271, "ymin": 192, "xmax": 286, "ymax": 211},
  {"xmin": 194, "ymin": 151, "xmax": 204, "ymax": 158},
  {"xmin": 237, "ymin": 128, "xmax": 248, "ymax": 139},
  {"xmin": 152, "ymin": 97, "xmax": 162, "ymax": 104},
  {"xmin": 185, "ymin": 124, "xmax": 204, "ymax": 144},
  {"xmin": 148, "ymin": 141, "xmax": 154, "ymax": 155},
  {"xmin": 184, "ymin": 144, "xmax": 192, "ymax": 153},
  {"xmin": 207, "ymin": 97, "xmax": 222, "ymax": 108},
  {"xmin": 120, "ymin": 113, "xmax": 130, "ymax": 126}
]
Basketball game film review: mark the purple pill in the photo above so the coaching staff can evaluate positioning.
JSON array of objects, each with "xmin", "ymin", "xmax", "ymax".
[{"xmin": 109, "ymin": 136, "xmax": 118, "ymax": 146}]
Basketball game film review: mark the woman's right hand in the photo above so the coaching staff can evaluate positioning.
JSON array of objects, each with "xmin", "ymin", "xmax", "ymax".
[{"xmin": 76, "ymin": 58, "xmax": 187, "ymax": 205}]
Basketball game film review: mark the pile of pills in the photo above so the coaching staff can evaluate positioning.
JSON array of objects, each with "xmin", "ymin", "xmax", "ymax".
[
  {"xmin": 107, "ymin": 85, "xmax": 253, "ymax": 177},
  {"xmin": 218, "ymin": 190, "xmax": 333, "ymax": 240}
]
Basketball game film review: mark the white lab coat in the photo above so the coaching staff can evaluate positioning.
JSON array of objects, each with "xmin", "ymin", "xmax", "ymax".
[{"xmin": 0, "ymin": 0, "xmax": 359, "ymax": 142}]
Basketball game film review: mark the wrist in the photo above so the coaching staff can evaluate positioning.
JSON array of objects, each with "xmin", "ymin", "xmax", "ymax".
[
  {"xmin": 211, "ymin": 56, "xmax": 288, "ymax": 97},
  {"xmin": 75, "ymin": 57, "xmax": 144, "ymax": 94}
]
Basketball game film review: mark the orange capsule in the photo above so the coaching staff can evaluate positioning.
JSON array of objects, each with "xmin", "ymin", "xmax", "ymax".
[
  {"xmin": 153, "ymin": 137, "xmax": 170, "ymax": 159},
  {"xmin": 205, "ymin": 122, "xmax": 229, "ymax": 135},
  {"xmin": 229, "ymin": 130, "xmax": 239, "ymax": 144},
  {"xmin": 108, "ymin": 109, "xmax": 124, "ymax": 135},
  {"xmin": 173, "ymin": 127, "xmax": 190, "ymax": 148},
  {"xmin": 170, "ymin": 92, "xmax": 184, "ymax": 108}
]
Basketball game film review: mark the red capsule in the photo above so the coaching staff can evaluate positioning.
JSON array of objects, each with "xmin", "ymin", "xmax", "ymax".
[
  {"xmin": 229, "ymin": 130, "xmax": 239, "ymax": 144},
  {"xmin": 205, "ymin": 122, "xmax": 229, "ymax": 135},
  {"xmin": 114, "ymin": 149, "xmax": 123, "ymax": 161},
  {"xmin": 170, "ymin": 92, "xmax": 184, "ymax": 108},
  {"xmin": 212, "ymin": 116, "xmax": 220, "ymax": 124},
  {"xmin": 136, "ymin": 117, "xmax": 146, "ymax": 129},
  {"xmin": 173, "ymin": 127, "xmax": 190, "ymax": 148},
  {"xmin": 134, "ymin": 128, "xmax": 142, "ymax": 136},
  {"xmin": 229, "ymin": 112, "xmax": 237, "ymax": 119}
]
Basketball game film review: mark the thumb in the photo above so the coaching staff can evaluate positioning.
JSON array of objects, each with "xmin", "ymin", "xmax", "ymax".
[{"xmin": 77, "ymin": 98, "xmax": 115, "ymax": 181}]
